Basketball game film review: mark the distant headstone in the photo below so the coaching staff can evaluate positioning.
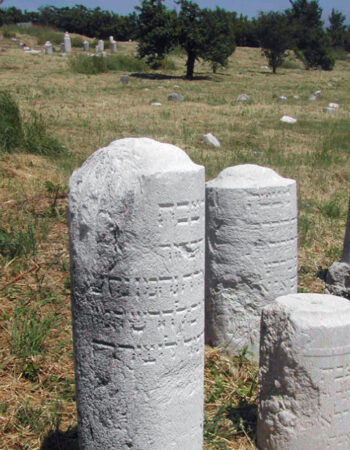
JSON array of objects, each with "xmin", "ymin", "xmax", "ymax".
[
  {"xmin": 44, "ymin": 41, "xmax": 53, "ymax": 55},
  {"xmin": 203, "ymin": 133, "xmax": 220, "ymax": 147},
  {"xmin": 64, "ymin": 32, "xmax": 71, "ymax": 53},
  {"xmin": 328, "ymin": 82, "xmax": 333, "ymax": 87},
  {"xmin": 109, "ymin": 36, "xmax": 114, "ymax": 42},
  {"xmin": 280, "ymin": 115, "xmax": 297, "ymax": 124},
  {"xmin": 277, "ymin": 96, "xmax": 287, "ymax": 103},
  {"xmin": 326, "ymin": 195, "xmax": 350, "ymax": 299},
  {"xmin": 98, "ymin": 40, "xmax": 104, "ymax": 52},
  {"xmin": 111, "ymin": 41, "xmax": 117, "ymax": 53},
  {"xmin": 237, "ymin": 93, "xmax": 250, "ymax": 102},
  {"xmin": 329, "ymin": 102, "xmax": 339, "ymax": 108},
  {"xmin": 83, "ymin": 40, "xmax": 89, "ymax": 52},
  {"xmin": 168, "ymin": 93, "xmax": 184, "ymax": 102},
  {"xmin": 258, "ymin": 293, "xmax": 350, "ymax": 449},
  {"xmin": 309, "ymin": 94, "xmax": 317, "ymax": 101},
  {"xmin": 60, "ymin": 42, "xmax": 65, "ymax": 53},
  {"xmin": 293, "ymin": 95, "xmax": 300, "ymax": 99},
  {"xmin": 314, "ymin": 89, "xmax": 321, "ymax": 97},
  {"xmin": 68, "ymin": 137, "xmax": 205, "ymax": 449},
  {"xmin": 120, "ymin": 75, "xmax": 129, "ymax": 85},
  {"xmin": 205, "ymin": 164, "xmax": 297, "ymax": 359},
  {"xmin": 323, "ymin": 107, "xmax": 336, "ymax": 115},
  {"xmin": 151, "ymin": 102, "xmax": 162, "ymax": 106}
]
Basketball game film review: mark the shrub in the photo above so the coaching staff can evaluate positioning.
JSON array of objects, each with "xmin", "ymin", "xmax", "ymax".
[
  {"xmin": 23, "ymin": 112, "xmax": 67, "ymax": 157},
  {"xmin": 0, "ymin": 90, "xmax": 23, "ymax": 152},
  {"xmin": 69, "ymin": 53, "xmax": 108, "ymax": 74},
  {"xmin": 105, "ymin": 54, "xmax": 148, "ymax": 72},
  {"xmin": 2, "ymin": 26, "xmax": 16, "ymax": 39},
  {"xmin": 71, "ymin": 36, "xmax": 84, "ymax": 48}
]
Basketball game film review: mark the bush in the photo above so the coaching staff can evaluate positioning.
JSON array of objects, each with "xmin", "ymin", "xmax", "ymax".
[
  {"xmin": 23, "ymin": 112, "xmax": 67, "ymax": 157},
  {"xmin": 105, "ymin": 54, "xmax": 148, "ymax": 72},
  {"xmin": 71, "ymin": 36, "xmax": 84, "ymax": 48},
  {"xmin": 69, "ymin": 53, "xmax": 108, "ymax": 74},
  {"xmin": 0, "ymin": 90, "xmax": 23, "ymax": 152},
  {"xmin": 2, "ymin": 26, "xmax": 16, "ymax": 38}
]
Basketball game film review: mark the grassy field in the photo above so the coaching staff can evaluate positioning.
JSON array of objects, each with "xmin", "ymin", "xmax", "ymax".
[{"xmin": 0, "ymin": 27, "xmax": 349, "ymax": 449}]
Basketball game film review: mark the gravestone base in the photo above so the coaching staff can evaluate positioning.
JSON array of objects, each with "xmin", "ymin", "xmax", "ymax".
[{"xmin": 325, "ymin": 261, "xmax": 350, "ymax": 299}]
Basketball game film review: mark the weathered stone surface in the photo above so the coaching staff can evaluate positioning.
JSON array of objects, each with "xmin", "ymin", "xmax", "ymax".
[
  {"xmin": 237, "ymin": 93, "xmax": 250, "ymax": 102},
  {"xmin": 120, "ymin": 75, "xmax": 129, "ymax": 85},
  {"xmin": 280, "ymin": 115, "xmax": 297, "ymax": 124},
  {"xmin": 203, "ymin": 133, "xmax": 220, "ymax": 148},
  {"xmin": 44, "ymin": 41, "xmax": 53, "ymax": 55},
  {"xmin": 98, "ymin": 39, "xmax": 104, "ymax": 52},
  {"xmin": 205, "ymin": 164, "xmax": 297, "ymax": 359},
  {"xmin": 168, "ymin": 92, "xmax": 184, "ymax": 102},
  {"xmin": 258, "ymin": 293, "xmax": 350, "ymax": 449},
  {"xmin": 111, "ymin": 41, "xmax": 117, "ymax": 53},
  {"xmin": 64, "ymin": 32, "xmax": 71, "ymax": 53},
  {"xmin": 69, "ymin": 137, "xmax": 205, "ymax": 449},
  {"xmin": 277, "ymin": 96, "xmax": 287, "ymax": 103},
  {"xmin": 83, "ymin": 40, "xmax": 89, "ymax": 52},
  {"xmin": 323, "ymin": 107, "xmax": 336, "ymax": 115},
  {"xmin": 326, "ymin": 262, "xmax": 350, "ymax": 299}
]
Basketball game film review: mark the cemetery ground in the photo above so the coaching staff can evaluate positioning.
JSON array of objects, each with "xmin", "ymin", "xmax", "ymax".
[{"xmin": 0, "ymin": 28, "xmax": 350, "ymax": 449}]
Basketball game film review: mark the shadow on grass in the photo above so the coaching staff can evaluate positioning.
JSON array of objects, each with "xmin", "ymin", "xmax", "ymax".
[
  {"xmin": 41, "ymin": 427, "xmax": 79, "ymax": 450},
  {"xmin": 130, "ymin": 72, "xmax": 211, "ymax": 81},
  {"xmin": 226, "ymin": 402, "xmax": 257, "ymax": 441}
]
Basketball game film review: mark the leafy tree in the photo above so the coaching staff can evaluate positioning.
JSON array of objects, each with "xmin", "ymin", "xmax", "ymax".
[
  {"xmin": 200, "ymin": 8, "xmax": 236, "ymax": 73},
  {"xmin": 286, "ymin": 0, "xmax": 334, "ymax": 70},
  {"xmin": 136, "ymin": 0, "xmax": 177, "ymax": 68},
  {"xmin": 327, "ymin": 8, "xmax": 346, "ymax": 48},
  {"xmin": 176, "ymin": 0, "xmax": 236, "ymax": 78},
  {"xmin": 256, "ymin": 11, "xmax": 292, "ymax": 74}
]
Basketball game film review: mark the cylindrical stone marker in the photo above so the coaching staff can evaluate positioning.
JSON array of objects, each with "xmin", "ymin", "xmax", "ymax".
[
  {"xmin": 44, "ymin": 41, "xmax": 53, "ymax": 55},
  {"xmin": 258, "ymin": 293, "xmax": 350, "ymax": 449},
  {"xmin": 69, "ymin": 137, "xmax": 205, "ymax": 449},
  {"xmin": 83, "ymin": 40, "xmax": 89, "ymax": 52},
  {"xmin": 98, "ymin": 39, "xmax": 104, "ymax": 52},
  {"xmin": 64, "ymin": 32, "xmax": 71, "ymax": 53},
  {"xmin": 205, "ymin": 164, "xmax": 297, "ymax": 359},
  {"xmin": 111, "ymin": 40, "xmax": 117, "ymax": 53}
]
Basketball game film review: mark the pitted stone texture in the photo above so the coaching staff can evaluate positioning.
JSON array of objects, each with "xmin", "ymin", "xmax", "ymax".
[
  {"xmin": 258, "ymin": 293, "xmax": 350, "ymax": 449},
  {"xmin": 205, "ymin": 164, "xmax": 297, "ymax": 359},
  {"xmin": 69, "ymin": 137, "xmax": 205, "ymax": 450},
  {"xmin": 326, "ymin": 262, "xmax": 350, "ymax": 299}
]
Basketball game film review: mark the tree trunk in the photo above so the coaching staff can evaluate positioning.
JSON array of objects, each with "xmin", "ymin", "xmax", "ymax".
[{"xmin": 186, "ymin": 52, "xmax": 196, "ymax": 79}]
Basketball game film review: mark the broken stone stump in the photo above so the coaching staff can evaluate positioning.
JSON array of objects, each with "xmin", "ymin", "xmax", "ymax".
[
  {"xmin": 258, "ymin": 293, "xmax": 350, "ymax": 449},
  {"xmin": 205, "ymin": 164, "xmax": 297, "ymax": 359},
  {"xmin": 326, "ymin": 194, "xmax": 350, "ymax": 299},
  {"xmin": 68, "ymin": 137, "xmax": 205, "ymax": 449}
]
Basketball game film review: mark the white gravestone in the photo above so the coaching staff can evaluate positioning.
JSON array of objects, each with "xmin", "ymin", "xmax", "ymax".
[
  {"xmin": 83, "ymin": 40, "xmax": 89, "ymax": 52},
  {"xmin": 111, "ymin": 40, "xmax": 117, "ymax": 54},
  {"xmin": 326, "ymin": 194, "xmax": 350, "ymax": 299},
  {"xmin": 205, "ymin": 164, "xmax": 297, "ymax": 359},
  {"xmin": 64, "ymin": 32, "xmax": 71, "ymax": 53},
  {"xmin": 68, "ymin": 137, "xmax": 205, "ymax": 449},
  {"xmin": 44, "ymin": 41, "xmax": 53, "ymax": 55},
  {"xmin": 258, "ymin": 293, "xmax": 350, "ymax": 449},
  {"xmin": 98, "ymin": 39, "xmax": 104, "ymax": 52}
]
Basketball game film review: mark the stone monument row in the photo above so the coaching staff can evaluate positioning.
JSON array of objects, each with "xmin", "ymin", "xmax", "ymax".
[
  {"xmin": 68, "ymin": 138, "xmax": 205, "ymax": 449},
  {"xmin": 205, "ymin": 164, "xmax": 298, "ymax": 359}
]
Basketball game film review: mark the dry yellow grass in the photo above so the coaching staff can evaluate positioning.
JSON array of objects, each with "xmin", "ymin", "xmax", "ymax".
[{"xmin": 0, "ymin": 29, "xmax": 349, "ymax": 449}]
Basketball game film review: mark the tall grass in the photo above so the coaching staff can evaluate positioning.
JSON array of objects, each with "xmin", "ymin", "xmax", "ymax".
[
  {"xmin": 0, "ymin": 90, "xmax": 23, "ymax": 151},
  {"xmin": 1, "ymin": 25, "xmax": 64, "ymax": 45},
  {"xmin": 69, "ymin": 53, "xmax": 148, "ymax": 74}
]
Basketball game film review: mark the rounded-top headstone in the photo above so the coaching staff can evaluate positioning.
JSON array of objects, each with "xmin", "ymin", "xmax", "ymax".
[
  {"xmin": 258, "ymin": 293, "xmax": 350, "ymax": 449},
  {"xmin": 168, "ymin": 92, "xmax": 184, "ymax": 102},
  {"xmin": 205, "ymin": 164, "xmax": 297, "ymax": 359},
  {"xmin": 69, "ymin": 137, "xmax": 205, "ymax": 450}
]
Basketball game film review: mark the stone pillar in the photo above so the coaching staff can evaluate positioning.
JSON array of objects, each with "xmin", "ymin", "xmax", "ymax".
[
  {"xmin": 111, "ymin": 40, "xmax": 117, "ymax": 54},
  {"xmin": 44, "ymin": 41, "xmax": 53, "ymax": 55},
  {"xmin": 258, "ymin": 293, "xmax": 350, "ymax": 449},
  {"xmin": 83, "ymin": 40, "xmax": 89, "ymax": 52},
  {"xmin": 68, "ymin": 137, "xmax": 205, "ymax": 449},
  {"xmin": 109, "ymin": 35, "xmax": 114, "ymax": 43},
  {"xmin": 60, "ymin": 42, "xmax": 65, "ymax": 53},
  {"xmin": 98, "ymin": 39, "xmax": 104, "ymax": 52},
  {"xmin": 64, "ymin": 32, "xmax": 71, "ymax": 53},
  {"xmin": 205, "ymin": 164, "xmax": 297, "ymax": 359},
  {"xmin": 326, "ymin": 194, "xmax": 350, "ymax": 299}
]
